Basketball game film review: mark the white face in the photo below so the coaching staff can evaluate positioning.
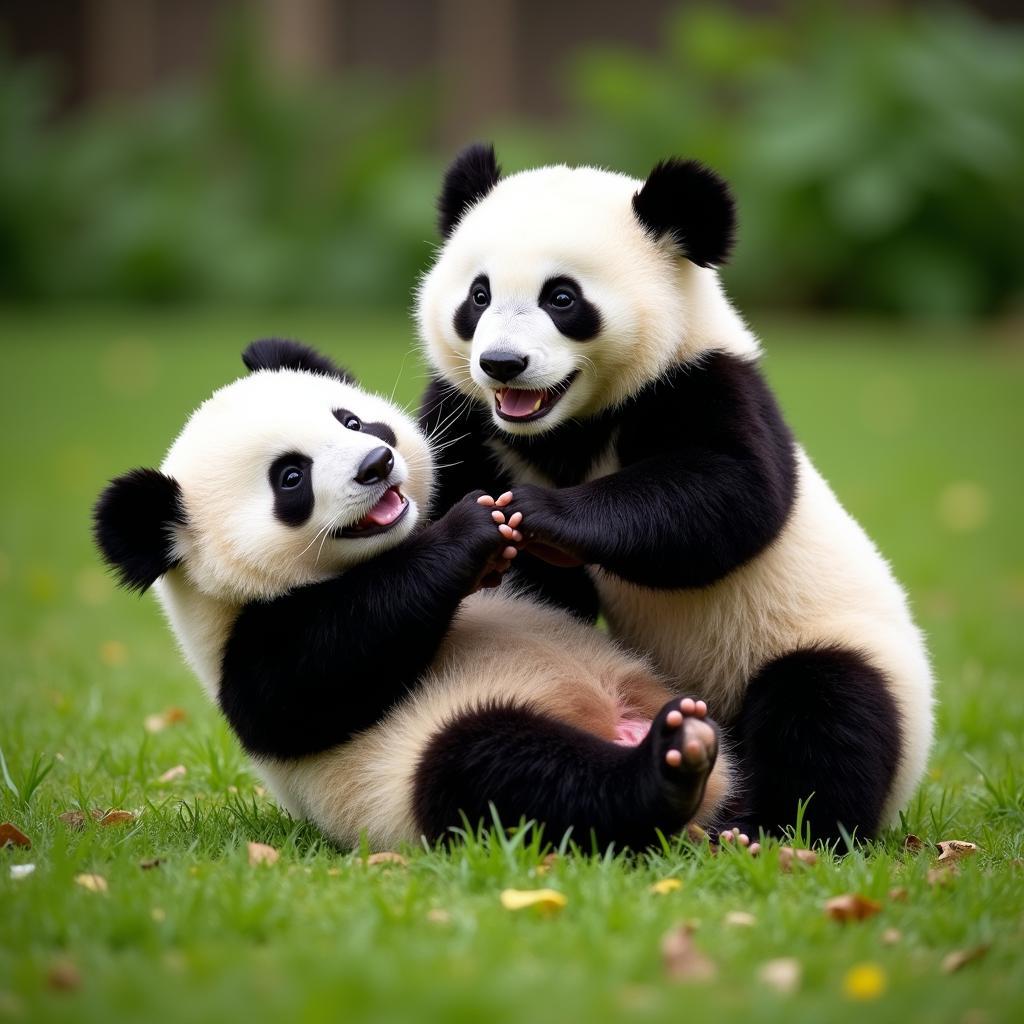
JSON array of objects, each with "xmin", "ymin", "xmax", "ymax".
[
  {"xmin": 417, "ymin": 164, "xmax": 694, "ymax": 436},
  {"xmin": 161, "ymin": 369, "xmax": 433, "ymax": 603}
]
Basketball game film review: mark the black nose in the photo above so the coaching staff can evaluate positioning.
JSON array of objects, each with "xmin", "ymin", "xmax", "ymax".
[
  {"xmin": 355, "ymin": 446, "xmax": 394, "ymax": 486},
  {"xmin": 479, "ymin": 351, "xmax": 528, "ymax": 384}
]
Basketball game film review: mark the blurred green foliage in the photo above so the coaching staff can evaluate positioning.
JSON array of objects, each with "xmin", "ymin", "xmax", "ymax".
[{"xmin": 0, "ymin": 4, "xmax": 1021, "ymax": 317}]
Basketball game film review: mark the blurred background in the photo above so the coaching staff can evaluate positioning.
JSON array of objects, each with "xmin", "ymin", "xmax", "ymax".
[{"xmin": 1, "ymin": 0, "xmax": 1022, "ymax": 318}]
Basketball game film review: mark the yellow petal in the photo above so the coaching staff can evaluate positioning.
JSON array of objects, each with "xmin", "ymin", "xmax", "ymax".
[
  {"xmin": 842, "ymin": 963, "xmax": 886, "ymax": 1000},
  {"xmin": 74, "ymin": 873, "xmax": 108, "ymax": 893},
  {"xmin": 499, "ymin": 888, "xmax": 567, "ymax": 913},
  {"xmin": 649, "ymin": 878, "xmax": 683, "ymax": 895}
]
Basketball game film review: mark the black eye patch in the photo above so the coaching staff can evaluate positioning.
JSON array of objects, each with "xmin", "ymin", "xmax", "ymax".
[
  {"xmin": 539, "ymin": 276, "xmax": 602, "ymax": 341},
  {"xmin": 269, "ymin": 452, "xmax": 313, "ymax": 527},
  {"xmin": 453, "ymin": 274, "xmax": 490, "ymax": 341},
  {"xmin": 334, "ymin": 408, "xmax": 397, "ymax": 447}
]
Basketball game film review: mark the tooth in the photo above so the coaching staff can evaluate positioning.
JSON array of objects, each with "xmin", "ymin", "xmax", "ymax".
[
  {"xmin": 531, "ymin": 397, "xmax": 543, "ymax": 413},
  {"xmin": 495, "ymin": 391, "xmax": 503, "ymax": 409}
]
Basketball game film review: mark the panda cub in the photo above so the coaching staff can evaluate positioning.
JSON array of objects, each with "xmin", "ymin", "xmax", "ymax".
[
  {"xmin": 94, "ymin": 339, "xmax": 734, "ymax": 851},
  {"xmin": 416, "ymin": 144, "xmax": 935, "ymax": 844}
]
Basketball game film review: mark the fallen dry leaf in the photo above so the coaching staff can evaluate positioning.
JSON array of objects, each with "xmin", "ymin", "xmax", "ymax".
[
  {"xmin": 247, "ymin": 842, "xmax": 279, "ymax": 867},
  {"xmin": 156, "ymin": 764, "xmax": 187, "ymax": 784},
  {"xmin": 843, "ymin": 962, "xmax": 886, "ymax": 1001},
  {"xmin": 365, "ymin": 851, "xmax": 408, "ymax": 867},
  {"xmin": 0, "ymin": 822, "xmax": 31, "ymax": 848},
  {"xmin": 937, "ymin": 840, "xmax": 978, "ymax": 863},
  {"xmin": 144, "ymin": 706, "xmax": 187, "ymax": 734},
  {"xmin": 903, "ymin": 833, "xmax": 926, "ymax": 853},
  {"xmin": 881, "ymin": 927, "xmax": 903, "ymax": 946},
  {"xmin": 724, "ymin": 911, "xmax": 757, "ymax": 927},
  {"xmin": 928, "ymin": 864, "xmax": 959, "ymax": 887},
  {"xmin": 535, "ymin": 852, "xmax": 559, "ymax": 876},
  {"xmin": 46, "ymin": 958, "xmax": 82, "ymax": 992},
  {"xmin": 75, "ymin": 873, "xmax": 108, "ymax": 893},
  {"xmin": 139, "ymin": 857, "xmax": 163, "ymax": 871},
  {"xmin": 888, "ymin": 887, "xmax": 908, "ymax": 902},
  {"xmin": 10, "ymin": 863, "xmax": 36, "ymax": 879},
  {"xmin": 499, "ymin": 888, "xmax": 567, "ymax": 914},
  {"xmin": 58, "ymin": 809, "xmax": 104, "ymax": 830},
  {"xmin": 824, "ymin": 893, "xmax": 883, "ymax": 922},
  {"xmin": 661, "ymin": 924, "xmax": 717, "ymax": 982},
  {"xmin": 426, "ymin": 908, "xmax": 451, "ymax": 925},
  {"xmin": 942, "ymin": 944, "xmax": 990, "ymax": 974},
  {"xmin": 778, "ymin": 846, "xmax": 818, "ymax": 872},
  {"xmin": 758, "ymin": 957, "xmax": 801, "ymax": 994},
  {"xmin": 650, "ymin": 878, "xmax": 683, "ymax": 895},
  {"xmin": 100, "ymin": 809, "xmax": 135, "ymax": 827}
]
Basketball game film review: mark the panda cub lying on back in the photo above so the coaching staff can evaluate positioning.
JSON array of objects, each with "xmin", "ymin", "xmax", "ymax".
[
  {"xmin": 94, "ymin": 339, "xmax": 734, "ymax": 851},
  {"xmin": 417, "ymin": 144, "xmax": 935, "ymax": 844}
]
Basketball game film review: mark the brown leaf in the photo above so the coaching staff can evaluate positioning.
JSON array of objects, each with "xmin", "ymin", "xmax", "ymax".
[
  {"xmin": 936, "ymin": 840, "xmax": 978, "ymax": 863},
  {"xmin": 247, "ymin": 842, "xmax": 279, "ymax": 866},
  {"xmin": 536, "ymin": 852, "xmax": 559, "ymax": 875},
  {"xmin": 927, "ymin": 864, "xmax": 959, "ymax": 887},
  {"xmin": 100, "ymin": 809, "xmax": 135, "ymax": 827},
  {"xmin": 46, "ymin": 958, "xmax": 82, "ymax": 992},
  {"xmin": 778, "ymin": 846, "xmax": 818, "ymax": 872},
  {"xmin": 758, "ymin": 957, "xmax": 801, "ymax": 994},
  {"xmin": 139, "ymin": 857, "xmax": 163, "ymax": 870},
  {"xmin": 824, "ymin": 893, "xmax": 883, "ymax": 922},
  {"xmin": 661, "ymin": 924, "xmax": 717, "ymax": 982},
  {"xmin": 0, "ymin": 822, "xmax": 31, "ymax": 848},
  {"xmin": 144, "ymin": 707, "xmax": 187, "ymax": 733},
  {"xmin": 888, "ymin": 887, "xmax": 908, "ymax": 902},
  {"xmin": 365, "ymin": 851, "xmax": 408, "ymax": 867},
  {"xmin": 942, "ymin": 944, "xmax": 990, "ymax": 974},
  {"xmin": 903, "ymin": 833, "xmax": 926, "ymax": 853},
  {"xmin": 426, "ymin": 908, "xmax": 452, "ymax": 924},
  {"xmin": 58, "ymin": 809, "xmax": 104, "ymax": 830},
  {"xmin": 881, "ymin": 928, "xmax": 903, "ymax": 946},
  {"xmin": 156, "ymin": 764, "xmax": 187, "ymax": 784}
]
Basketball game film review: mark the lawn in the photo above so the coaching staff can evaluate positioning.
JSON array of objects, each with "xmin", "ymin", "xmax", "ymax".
[{"xmin": 1, "ymin": 307, "xmax": 1022, "ymax": 1024}]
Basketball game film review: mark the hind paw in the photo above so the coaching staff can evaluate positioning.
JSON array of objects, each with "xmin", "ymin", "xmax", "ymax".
[{"xmin": 645, "ymin": 697, "xmax": 719, "ymax": 822}]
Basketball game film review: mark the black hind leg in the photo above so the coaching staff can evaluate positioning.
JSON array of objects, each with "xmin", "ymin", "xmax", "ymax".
[
  {"xmin": 412, "ymin": 697, "xmax": 719, "ymax": 851},
  {"xmin": 726, "ymin": 645, "xmax": 902, "ymax": 845}
]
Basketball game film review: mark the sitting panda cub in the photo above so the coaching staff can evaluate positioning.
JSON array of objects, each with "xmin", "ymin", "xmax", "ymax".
[
  {"xmin": 416, "ymin": 144, "xmax": 935, "ymax": 845},
  {"xmin": 94, "ymin": 339, "xmax": 735, "ymax": 851}
]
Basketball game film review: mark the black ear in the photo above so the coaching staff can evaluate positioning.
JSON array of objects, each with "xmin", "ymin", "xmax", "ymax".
[
  {"xmin": 437, "ymin": 142, "xmax": 502, "ymax": 238},
  {"xmin": 242, "ymin": 338, "xmax": 354, "ymax": 383},
  {"xmin": 94, "ymin": 469, "xmax": 185, "ymax": 593},
  {"xmin": 632, "ymin": 159, "xmax": 736, "ymax": 268}
]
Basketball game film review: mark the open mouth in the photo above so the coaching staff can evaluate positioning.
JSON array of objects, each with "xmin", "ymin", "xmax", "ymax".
[
  {"xmin": 494, "ymin": 371, "xmax": 579, "ymax": 423},
  {"xmin": 336, "ymin": 485, "xmax": 409, "ymax": 538}
]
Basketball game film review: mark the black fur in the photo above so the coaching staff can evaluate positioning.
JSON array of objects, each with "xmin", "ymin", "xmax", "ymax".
[
  {"xmin": 453, "ymin": 275, "xmax": 490, "ymax": 341},
  {"xmin": 421, "ymin": 353, "xmax": 797, "ymax": 591},
  {"xmin": 539, "ymin": 276, "xmax": 602, "ymax": 341},
  {"xmin": 724, "ymin": 646, "xmax": 903, "ymax": 844},
  {"xmin": 413, "ymin": 698, "xmax": 717, "ymax": 850},
  {"xmin": 242, "ymin": 338, "xmax": 353, "ymax": 383},
  {"xmin": 438, "ymin": 144, "xmax": 501, "ymax": 238},
  {"xmin": 418, "ymin": 375, "xmax": 600, "ymax": 621},
  {"xmin": 218, "ymin": 493, "xmax": 509, "ymax": 759},
  {"xmin": 333, "ymin": 408, "xmax": 398, "ymax": 447},
  {"xmin": 632, "ymin": 159, "xmax": 736, "ymax": 268},
  {"xmin": 268, "ymin": 453, "xmax": 314, "ymax": 527},
  {"xmin": 93, "ymin": 469, "xmax": 185, "ymax": 593}
]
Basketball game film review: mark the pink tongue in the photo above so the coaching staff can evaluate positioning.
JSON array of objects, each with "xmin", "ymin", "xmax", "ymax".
[
  {"xmin": 362, "ymin": 488, "xmax": 405, "ymax": 527},
  {"xmin": 499, "ymin": 389, "xmax": 544, "ymax": 418}
]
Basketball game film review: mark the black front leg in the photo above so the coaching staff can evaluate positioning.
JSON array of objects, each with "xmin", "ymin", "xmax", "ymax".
[{"xmin": 219, "ymin": 493, "xmax": 509, "ymax": 760}]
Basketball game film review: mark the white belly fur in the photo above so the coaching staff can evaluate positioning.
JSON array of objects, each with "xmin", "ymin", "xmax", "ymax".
[
  {"xmin": 593, "ymin": 447, "xmax": 934, "ymax": 825},
  {"xmin": 256, "ymin": 589, "xmax": 734, "ymax": 849}
]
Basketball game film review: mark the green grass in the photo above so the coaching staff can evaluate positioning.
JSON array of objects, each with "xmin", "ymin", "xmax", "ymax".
[{"xmin": 1, "ymin": 307, "xmax": 1022, "ymax": 1024}]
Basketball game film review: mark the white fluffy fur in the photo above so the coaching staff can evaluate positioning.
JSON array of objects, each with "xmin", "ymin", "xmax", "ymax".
[
  {"xmin": 148, "ymin": 366, "xmax": 732, "ymax": 848},
  {"xmin": 418, "ymin": 160, "xmax": 935, "ymax": 827}
]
